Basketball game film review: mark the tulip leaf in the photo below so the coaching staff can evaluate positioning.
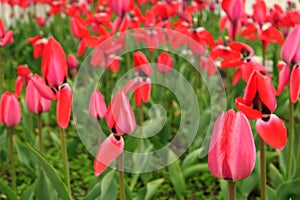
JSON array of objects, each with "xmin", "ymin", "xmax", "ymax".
[
  {"xmin": 269, "ymin": 163, "xmax": 284, "ymax": 188},
  {"xmin": 26, "ymin": 144, "xmax": 72, "ymax": 200},
  {"xmin": 0, "ymin": 180, "xmax": 18, "ymax": 200},
  {"xmin": 100, "ymin": 170, "xmax": 117, "ymax": 200},
  {"xmin": 267, "ymin": 186, "xmax": 276, "ymax": 200},
  {"xmin": 182, "ymin": 148, "xmax": 202, "ymax": 169},
  {"xmin": 168, "ymin": 159, "xmax": 186, "ymax": 199},
  {"xmin": 20, "ymin": 181, "xmax": 36, "ymax": 200},
  {"xmin": 83, "ymin": 180, "xmax": 100, "ymax": 200},
  {"xmin": 276, "ymin": 178, "xmax": 300, "ymax": 200},
  {"xmin": 36, "ymin": 170, "xmax": 57, "ymax": 200},
  {"xmin": 144, "ymin": 178, "xmax": 164, "ymax": 200},
  {"xmin": 182, "ymin": 163, "xmax": 209, "ymax": 178},
  {"xmin": 15, "ymin": 139, "xmax": 37, "ymax": 175}
]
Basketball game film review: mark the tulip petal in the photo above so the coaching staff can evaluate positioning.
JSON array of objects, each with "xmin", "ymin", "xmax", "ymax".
[
  {"xmin": 31, "ymin": 75, "xmax": 56, "ymax": 100},
  {"xmin": 257, "ymin": 73, "xmax": 277, "ymax": 113},
  {"xmin": 57, "ymin": 84, "xmax": 72, "ymax": 129},
  {"xmin": 235, "ymin": 97, "xmax": 263, "ymax": 119},
  {"xmin": 94, "ymin": 133, "xmax": 124, "ymax": 176},
  {"xmin": 277, "ymin": 64, "xmax": 290, "ymax": 95},
  {"xmin": 280, "ymin": 25, "xmax": 300, "ymax": 65},
  {"xmin": 290, "ymin": 66, "xmax": 300, "ymax": 103},
  {"xmin": 256, "ymin": 114, "xmax": 287, "ymax": 150}
]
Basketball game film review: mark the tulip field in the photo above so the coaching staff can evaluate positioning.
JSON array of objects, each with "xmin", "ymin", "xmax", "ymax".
[{"xmin": 0, "ymin": 0, "xmax": 300, "ymax": 199}]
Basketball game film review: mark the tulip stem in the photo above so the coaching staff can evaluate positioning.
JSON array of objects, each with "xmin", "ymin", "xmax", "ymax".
[
  {"xmin": 261, "ymin": 42, "xmax": 266, "ymax": 66},
  {"xmin": 59, "ymin": 128, "xmax": 70, "ymax": 192},
  {"xmin": 9, "ymin": 127, "xmax": 16, "ymax": 191},
  {"xmin": 37, "ymin": 114, "xmax": 43, "ymax": 153},
  {"xmin": 260, "ymin": 138, "xmax": 266, "ymax": 200},
  {"xmin": 138, "ymin": 106, "xmax": 143, "ymax": 151},
  {"xmin": 287, "ymin": 98, "xmax": 294, "ymax": 179},
  {"xmin": 0, "ymin": 47, "xmax": 3, "ymax": 93},
  {"xmin": 227, "ymin": 180, "xmax": 236, "ymax": 200},
  {"xmin": 118, "ymin": 155, "xmax": 125, "ymax": 200}
]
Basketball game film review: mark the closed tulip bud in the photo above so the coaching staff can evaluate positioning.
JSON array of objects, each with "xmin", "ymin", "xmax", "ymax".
[
  {"xmin": 106, "ymin": 90, "xmax": 136, "ymax": 135},
  {"xmin": 222, "ymin": 0, "xmax": 244, "ymax": 22},
  {"xmin": 67, "ymin": 54, "xmax": 78, "ymax": 68},
  {"xmin": 111, "ymin": 0, "xmax": 133, "ymax": 16},
  {"xmin": 0, "ymin": 92, "xmax": 22, "ymax": 126},
  {"xmin": 41, "ymin": 37, "xmax": 68, "ymax": 88},
  {"xmin": 88, "ymin": 89, "xmax": 107, "ymax": 119},
  {"xmin": 133, "ymin": 51, "xmax": 153, "ymax": 77},
  {"xmin": 157, "ymin": 52, "xmax": 173, "ymax": 74},
  {"xmin": 208, "ymin": 109, "xmax": 256, "ymax": 181},
  {"xmin": 281, "ymin": 25, "xmax": 300, "ymax": 66},
  {"xmin": 25, "ymin": 78, "xmax": 51, "ymax": 114},
  {"xmin": 94, "ymin": 133, "xmax": 124, "ymax": 176},
  {"xmin": 56, "ymin": 84, "xmax": 72, "ymax": 129}
]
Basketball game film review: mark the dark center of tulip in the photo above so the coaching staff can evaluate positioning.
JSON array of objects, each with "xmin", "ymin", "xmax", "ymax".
[
  {"xmin": 253, "ymin": 93, "xmax": 271, "ymax": 122},
  {"xmin": 240, "ymin": 48, "xmax": 251, "ymax": 62}
]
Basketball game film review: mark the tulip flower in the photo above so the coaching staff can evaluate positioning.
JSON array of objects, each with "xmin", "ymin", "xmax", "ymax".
[
  {"xmin": 36, "ymin": 17, "xmax": 46, "ymax": 27},
  {"xmin": 0, "ymin": 18, "xmax": 13, "ymax": 46},
  {"xmin": 133, "ymin": 51, "xmax": 152, "ymax": 77},
  {"xmin": 280, "ymin": 25, "xmax": 300, "ymax": 66},
  {"xmin": 94, "ymin": 133, "xmax": 124, "ymax": 176},
  {"xmin": 106, "ymin": 90, "xmax": 136, "ymax": 135},
  {"xmin": 27, "ymin": 35, "xmax": 48, "ymax": 59},
  {"xmin": 110, "ymin": 0, "xmax": 133, "ymax": 16},
  {"xmin": 0, "ymin": 92, "xmax": 22, "ymax": 127},
  {"xmin": 15, "ymin": 65, "xmax": 31, "ymax": 97},
  {"xmin": 41, "ymin": 37, "xmax": 68, "ymax": 88},
  {"xmin": 56, "ymin": 84, "xmax": 72, "ymax": 129},
  {"xmin": 157, "ymin": 52, "xmax": 173, "ymax": 74},
  {"xmin": 70, "ymin": 15, "xmax": 89, "ymax": 39},
  {"xmin": 26, "ymin": 78, "xmax": 51, "ymax": 114},
  {"xmin": 88, "ymin": 89, "xmax": 107, "ymax": 119},
  {"xmin": 208, "ymin": 109, "xmax": 256, "ymax": 181},
  {"xmin": 235, "ymin": 71, "xmax": 287, "ymax": 150}
]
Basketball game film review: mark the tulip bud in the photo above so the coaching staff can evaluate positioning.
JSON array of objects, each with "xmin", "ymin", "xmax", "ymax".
[
  {"xmin": 0, "ymin": 92, "xmax": 22, "ymax": 127},
  {"xmin": 157, "ymin": 52, "xmax": 173, "ymax": 74},
  {"xmin": 208, "ymin": 109, "xmax": 256, "ymax": 181},
  {"xmin": 88, "ymin": 89, "xmax": 107, "ymax": 119},
  {"xmin": 56, "ymin": 84, "xmax": 72, "ymax": 129}
]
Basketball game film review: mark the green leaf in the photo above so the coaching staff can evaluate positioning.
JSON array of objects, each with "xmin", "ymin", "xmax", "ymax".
[
  {"xmin": 182, "ymin": 163, "xmax": 209, "ymax": 178},
  {"xmin": 15, "ymin": 139, "xmax": 37, "ymax": 175},
  {"xmin": 168, "ymin": 159, "xmax": 186, "ymax": 199},
  {"xmin": 26, "ymin": 144, "xmax": 72, "ymax": 200},
  {"xmin": 20, "ymin": 181, "xmax": 36, "ymax": 200},
  {"xmin": 269, "ymin": 163, "xmax": 284, "ymax": 188},
  {"xmin": 0, "ymin": 180, "xmax": 18, "ymax": 200},
  {"xmin": 100, "ymin": 170, "xmax": 117, "ymax": 200},
  {"xmin": 276, "ymin": 178, "xmax": 300, "ymax": 200},
  {"xmin": 267, "ymin": 186, "xmax": 276, "ymax": 200},
  {"xmin": 145, "ymin": 178, "xmax": 164, "ymax": 200},
  {"xmin": 84, "ymin": 180, "xmax": 100, "ymax": 200},
  {"xmin": 182, "ymin": 148, "xmax": 202, "ymax": 169},
  {"xmin": 36, "ymin": 171, "xmax": 57, "ymax": 200}
]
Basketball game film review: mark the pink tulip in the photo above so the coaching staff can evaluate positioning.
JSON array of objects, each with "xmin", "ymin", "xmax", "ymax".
[
  {"xmin": 41, "ymin": 37, "xmax": 68, "ymax": 88},
  {"xmin": 56, "ymin": 84, "xmax": 72, "ymax": 129},
  {"xmin": 256, "ymin": 114, "xmax": 287, "ymax": 150},
  {"xmin": 26, "ymin": 78, "xmax": 51, "ymax": 114},
  {"xmin": 277, "ymin": 63, "xmax": 290, "ymax": 95},
  {"xmin": 0, "ymin": 92, "xmax": 22, "ymax": 127},
  {"xmin": 31, "ymin": 74, "xmax": 57, "ymax": 100},
  {"xmin": 208, "ymin": 109, "xmax": 256, "ymax": 181},
  {"xmin": 157, "ymin": 52, "xmax": 173, "ymax": 74},
  {"xmin": 222, "ymin": 0, "xmax": 244, "ymax": 22},
  {"xmin": 67, "ymin": 54, "xmax": 78, "ymax": 68},
  {"xmin": 36, "ymin": 17, "xmax": 46, "ymax": 27},
  {"xmin": 290, "ymin": 66, "xmax": 300, "ymax": 103},
  {"xmin": 106, "ymin": 90, "xmax": 136, "ymax": 135},
  {"xmin": 88, "ymin": 89, "xmax": 107, "ymax": 119},
  {"xmin": 253, "ymin": 0, "xmax": 267, "ymax": 26},
  {"xmin": 111, "ymin": 0, "xmax": 133, "ymax": 16},
  {"xmin": 280, "ymin": 25, "xmax": 300, "ymax": 65},
  {"xmin": 0, "ymin": 18, "xmax": 13, "ymax": 46},
  {"xmin": 94, "ymin": 133, "xmax": 124, "ymax": 176}
]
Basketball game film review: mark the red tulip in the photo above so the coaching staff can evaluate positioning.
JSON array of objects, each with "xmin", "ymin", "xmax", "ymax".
[
  {"xmin": 256, "ymin": 114, "xmax": 287, "ymax": 150},
  {"xmin": 277, "ymin": 63, "xmax": 290, "ymax": 95},
  {"xmin": 133, "ymin": 51, "xmax": 152, "ymax": 77},
  {"xmin": 106, "ymin": 90, "xmax": 136, "ymax": 135},
  {"xmin": 110, "ymin": 0, "xmax": 133, "ymax": 16},
  {"xmin": 70, "ymin": 15, "xmax": 89, "ymax": 39},
  {"xmin": 0, "ymin": 92, "xmax": 21, "ymax": 126},
  {"xmin": 222, "ymin": 0, "xmax": 244, "ymax": 22},
  {"xmin": 27, "ymin": 35, "xmax": 48, "ymax": 59},
  {"xmin": 25, "ymin": 78, "xmax": 51, "ymax": 114},
  {"xmin": 31, "ymin": 74, "xmax": 57, "ymax": 100},
  {"xmin": 208, "ymin": 109, "xmax": 256, "ymax": 181},
  {"xmin": 280, "ymin": 25, "xmax": 300, "ymax": 66},
  {"xmin": 253, "ymin": 0, "xmax": 267, "ymax": 26},
  {"xmin": 94, "ymin": 133, "xmax": 124, "ymax": 176},
  {"xmin": 133, "ymin": 78, "xmax": 151, "ymax": 107},
  {"xmin": 41, "ymin": 37, "xmax": 68, "ymax": 88},
  {"xmin": 67, "ymin": 54, "xmax": 78, "ymax": 68},
  {"xmin": 56, "ymin": 84, "xmax": 72, "ymax": 129},
  {"xmin": 157, "ymin": 52, "xmax": 173, "ymax": 74},
  {"xmin": 36, "ymin": 16, "xmax": 46, "ymax": 27},
  {"xmin": 15, "ymin": 65, "xmax": 31, "ymax": 97},
  {"xmin": 290, "ymin": 66, "xmax": 300, "ymax": 103},
  {"xmin": 88, "ymin": 89, "xmax": 107, "ymax": 119},
  {"xmin": 0, "ymin": 18, "xmax": 13, "ymax": 46}
]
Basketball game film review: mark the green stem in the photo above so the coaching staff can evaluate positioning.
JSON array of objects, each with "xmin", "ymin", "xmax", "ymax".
[
  {"xmin": 260, "ymin": 138, "xmax": 266, "ymax": 200},
  {"xmin": 0, "ymin": 47, "xmax": 3, "ymax": 93},
  {"xmin": 227, "ymin": 180, "xmax": 236, "ymax": 200},
  {"xmin": 118, "ymin": 155, "xmax": 125, "ymax": 200},
  {"xmin": 138, "ymin": 106, "xmax": 143, "ymax": 152},
  {"xmin": 9, "ymin": 127, "xmax": 16, "ymax": 191},
  {"xmin": 37, "ymin": 114, "xmax": 43, "ymax": 153},
  {"xmin": 262, "ymin": 42, "xmax": 266, "ymax": 66},
  {"xmin": 59, "ymin": 128, "xmax": 70, "ymax": 192},
  {"xmin": 126, "ymin": 53, "xmax": 131, "ymax": 72},
  {"xmin": 287, "ymin": 96, "xmax": 294, "ymax": 179}
]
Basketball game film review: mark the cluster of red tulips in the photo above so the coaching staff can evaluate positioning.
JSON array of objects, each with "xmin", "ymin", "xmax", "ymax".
[{"xmin": 0, "ymin": 0, "xmax": 299, "ymax": 199}]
